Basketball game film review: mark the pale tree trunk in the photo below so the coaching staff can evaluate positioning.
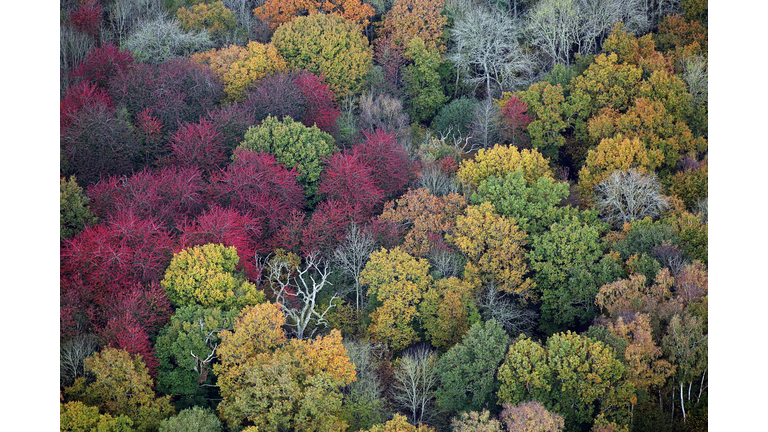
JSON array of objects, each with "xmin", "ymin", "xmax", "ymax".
[
  {"xmin": 697, "ymin": 370, "xmax": 706, "ymax": 403},
  {"xmin": 679, "ymin": 382, "xmax": 686, "ymax": 424}
]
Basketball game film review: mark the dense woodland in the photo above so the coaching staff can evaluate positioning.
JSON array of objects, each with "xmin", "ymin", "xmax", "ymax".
[{"xmin": 59, "ymin": 0, "xmax": 708, "ymax": 431}]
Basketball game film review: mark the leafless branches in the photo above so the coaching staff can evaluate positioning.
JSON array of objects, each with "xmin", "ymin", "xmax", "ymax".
[
  {"xmin": 391, "ymin": 345, "xmax": 439, "ymax": 425},
  {"xmin": 476, "ymin": 285, "xmax": 539, "ymax": 337},
  {"xmin": 263, "ymin": 252, "xmax": 338, "ymax": 339},
  {"xmin": 594, "ymin": 169, "xmax": 669, "ymax": 228},
  {"xmin": 333, "ymin": 223, "xmax": 376, "ymax": 312},
  {"xmin": 60, "ymin": 333, "xmax": 98, "ymax": 387}
]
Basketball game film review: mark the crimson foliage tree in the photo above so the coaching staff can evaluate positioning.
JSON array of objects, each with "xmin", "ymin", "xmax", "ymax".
[
  {"xmin": 203, "ymin": 102, "xmax": 256, "ymax": 156},
  {"xmin": 72, "ymin": 44, "xmax": 134, "ymax": 89},
  {"xmin": 61, "ymin": 210, "xmax": 175, "ymax": 293},
  {"xmin": 86, "ymin": 166, "xmax": 206, "ymax": 230},
  {"xmin": 301, "ymin": 200, "xmax": 359, "ymax": 255},
  {"xmin": 169, "ymin": 119, "xmax": 228, "ymax": 175},
  {"xmin": 67, "ymin": 0, "xmax": 102, "ymax": 37},
  {"xmin": 353, "ymin": 129, "xmax": 416, "ymax": 200},
  {"xmin": 296, "ymin": 71, "xmax": 340, "ymax": 135},
  {"xmin": 498, "ymin": 95, "xmax": 533, "ymax": 147},
  {"xmin": 318, "ymin": 152, "xmax": 383, "ymax": 220},
  {"xmin": 60, "ymin": 81, "xmax": 114, "ymax": 132},
  {"xmin": 210, "ymin": 149, "xmax": 306, "ymax": 252}
]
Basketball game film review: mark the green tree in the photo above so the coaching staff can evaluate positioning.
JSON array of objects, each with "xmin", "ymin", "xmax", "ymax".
[
  {"xmin": 238, "ymin": 115, "xmax": 337, "ymax": 202},
  {"xmin": 361, "ymin": 247, "xmax": 433, "ymax": 351},
  {"xmin": 403, "ymin": 37, "xmax": 449, "ymax": 124},
  {"xmin": 155, "ymin": 305, "xmax": 239, "ymax": 409},
  {"xmin": 528, "ymin": 216, "xmax": 613, "ymax": 332},
  {"xmin": 60, "ymin": 176, "xmax": 97, "ymax": 241},
  {"xmin": 662, "ymin": 312, "xmax": 707, "ymax": 425},
  {"xmin": 516, "ymin": 82, "xmax": 568, "ymax": 159},
  {"xmin": 272, "ymin": 13, "xmax": 373, "ymax": 98},
  {"xmin": 161, "ymin": 244, "xmax": 265, "ymax": 310},
  {"xmin": 158, "ymin": 406, "xmax": 223, "ymax": 432},
  {"xmin": 176, "ymin": 0, "xmax": 243, "ymax": 46},
  {"xmin": 436, "ymin": 319, "xmax": 511, "ymax": 416},
  {"xmin": 65, "ymin": 348, "xmax": 175, "ymax": 432}
]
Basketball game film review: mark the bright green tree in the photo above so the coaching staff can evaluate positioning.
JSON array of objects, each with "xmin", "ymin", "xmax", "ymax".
[
  {"xmin": 402, "ymin": 37, "xmax": 449, "ymax": 124},
  {"xmin": 435, "ymin": 319, "xmax": 511, "ymax": 416},
  {"xmin": 161, "ymin": 243, "xmax": 265, "ymax": 310},
  {"xmin": 272, "ymin": 13, "xmax": 373, "ymax": 98},
  {"xmin": 60, "ymin": 401, "xmax": 135, "ymax": 432},
  {"xmin": 155, "ymin": 305, "xmax": 239, "ymax": 409},
  {"xmin": 238, "ymin": 115, "xmax": 337, "ymax": 201}
]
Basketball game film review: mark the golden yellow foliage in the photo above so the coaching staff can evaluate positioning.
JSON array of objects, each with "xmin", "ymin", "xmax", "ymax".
[
  {"xmin": 254, "ymin": 0, "xmax": 375, "ymax": 31},
  {"xmin": 456, "ymin": 144, "xmax": 554, "ymax": 188}
]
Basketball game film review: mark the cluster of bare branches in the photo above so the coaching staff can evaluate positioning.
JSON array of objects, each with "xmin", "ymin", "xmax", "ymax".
[{"xmin": 594, "ymin": 168, "xmax": 669, "ymax": 228}]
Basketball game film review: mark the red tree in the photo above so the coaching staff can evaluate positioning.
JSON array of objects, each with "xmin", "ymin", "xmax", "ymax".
[
  {"xmin": 498, "ymin": 95, "xmax": 533, "ymax": 146},
  {"xmin": 68, "ymin": 0, "xmax": 103, "ymax": 37},
  {"xmin": 353, "ymin": 129, "xmax": 416, "ymax": 200},
  {"xmin": 210, "ymin": 149, "xmax": 306, "ymax": 252},
  {"xmin": 61, "ymin": 210, "xmax": 174, "ymax": 292},
  {"xmin": 318, "ymin": 152, "xmax": 383, "ymax": 219},
  {"xmin": 99, "ymin": 313, "xmax": 161, "ymax": 377},
  {"xmin": 301, "ymin": 200, "xmax": 359, "ymax": 255},
  {"xmin": 169, "ymin": 119, "xmax": 228, "ymax": 175},
  {"xmin": 60, "ymin": 80, "xmax": 114, "ymax": 132},
  {"xmin": 244, "ymin": 71, "xmax": 307, "ymax": 123},
  {"xmin": 86, "ymin": 166, "xmax": 206, "ymax": 230},
  {"xmin": 72, "ymin": 43, "xmax": 134, "ymax": 89},
  {"xmin": 296, "ymin": 71, "xmax": 340, "ymax": 135}
]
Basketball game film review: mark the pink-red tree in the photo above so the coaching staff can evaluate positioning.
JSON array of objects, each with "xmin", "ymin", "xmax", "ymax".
[
  {"xmin": 67, "ymin": 0, "xmax": 102, "ymax": 37},
  {"xmin": 98, "ymin": 313, "xmax": 161, "ymax": 377},
  {"xmin": 169, "ymin": 119, "xmax": 228, "ymax": 175},
  {"xmin": 498, "ymin": 94, "xmax": 533, "ymax": 147},
  {"xmin": 204, "ymin": 102, "xmax": 257, "ymax": 156},
  {"xmin": 86, "ymin": 166, "xmax": 206, "ymax": 230},
  {"xmin": 72, "ymin": 44, "xmax": 134, "ymax": 89},
  {"xmin": 296, "ymin": 71, "xmax": 340, "ymax": 135},
  {"xmin": 318, "ymin": 152, "xmax": 383, "ymax": 220},
  {"xmin": 301, "ymin": 200, "xmax": 359, "ymax": 255},
  {"xmin": 210, "ymin": 149, "xmax": 306, "ymax": 252},
  {"xmin": 60, "ymin": 80, "xmax": 114, "ymax": 133},
  {"xmin": 244, "ymin": 71, "xmax": 307, "ymax": 124},
  {"xmin": 353, "ymin": 129, "xmax": 416, "ymax": 200}
]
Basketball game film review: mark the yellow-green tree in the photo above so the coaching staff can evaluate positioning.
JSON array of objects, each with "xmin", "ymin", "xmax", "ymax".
[
  {"xmin": 60, "ymin": 401, "xmax": 135, "ymax": 432},
  {"xmin": 272, "ymin": 13, "xmax": 373, "ymax": 99},
  {"xmin": 448, "ymin": 202, "xmax": 534, "ymax": 300},
  {"xmin": 363, "ymin": 413, "xmax": 436, "ymax": 432},
  {"xmin": 361, "ymin": 247, "xmax": 433, "ymax": 351},
  {"xmin": 64, "ymin": 348, "xmax": 175, "ymax": 432},
  {"xmin": 191, "ymin": 42, "xmax": 287, "ymax": 102},
  {"xmin": 420, "ymin": 277, "xmax": 480, "ymax": 352},
  {"xmin": 456, "ymin": 144, "xmax": 554, "ymax": 188},
  {"xmin": 161, "ymin": 243, "xmax": 265, "ymax": 310},
  {"xmin": 516, "ymin": 81, "xmax": 569, "ymax": 159}
]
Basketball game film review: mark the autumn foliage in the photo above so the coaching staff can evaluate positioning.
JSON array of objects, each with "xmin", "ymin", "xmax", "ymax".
[{"xmin": 254, "ymin": 0, "xmax": 375, "ymax": 31}]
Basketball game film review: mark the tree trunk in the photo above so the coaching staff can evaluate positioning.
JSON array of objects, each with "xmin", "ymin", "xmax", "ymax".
[
  {"xmin": 680, "ymin": 382, "xmax": 686, "ymax": 424},
  {"xmin": 697, "ymin": 370, "xmax": 706, "ymax": 403},
  {"xmin": 688, "ymin": 381, "xmax": 692, "ymax": 401}
]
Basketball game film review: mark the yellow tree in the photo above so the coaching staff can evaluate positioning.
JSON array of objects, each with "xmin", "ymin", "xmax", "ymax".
[
  {"xmin": 456, "ymin": 144, "xmax": 554, "ymax": 188},
  {"xmin": 363, "ymin": 413, "xmax": 436, "ymax": 432},
  {"xmin": 191, "ymin": 41, "xmax": 287, "ymax": 102},
  {"xmin": 361, "ymin": 247, "xmax": 433, "ymax": 351},
  {"xmin": 377, "ymin": 0, "xmax": 448, "ymax": 54},
  {"xmin": 448, "ymin": 202, "xmax": 534, "ymax": 300},
  {"xmin": 254, "ymin": 0, "xmax": 375, "ymax": 31},
  {"xmin": 176, "ymin": 1, "xmax": 241, "ymax": 45}
]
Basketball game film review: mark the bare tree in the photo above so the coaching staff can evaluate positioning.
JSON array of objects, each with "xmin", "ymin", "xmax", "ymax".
[
  {"xmin": 447, "ymin": 7, "xmax": 536, "ymax": 98},
  {"xmin": 417, "ymin": 165, "xmax": 460, "ymax": 197},
  {"xmin": 359, "ymin": 92, "xmax": 412, "ymax": 146},
  {"xmin": 342, "ymin": 340, "xmax": 390, "ymax": 427},
  {"xmin": 594, "ymin": 168, "xmax": 669, "ymax": 228},
  {"xmin": 105, "ymin": 0, "xmax": 166, "ymax": 45},
  {"xmin": 526, "ymin": 0, "xmax": 581, "ymax": 66},
  {"xmin": 469, "ymin": 97, "xmax": 500, "ymax": 150},
  {"xmin": 427, "ymin": 247, "xmax": 465, "ymax": 279},
  {"xmin": 333, "ymin": 223, "xmax": 376, "ymax": 312},
  {"xmin": 60, "ymin": 333, "xmax": 98, "ymax": 387},
  {"xmin": 476, "ymin": 285, "xmax": 538, "ymax": 337},
  {"xmin": 262, "ymin": 252, "xmax": 338, "ymax": 339},
  {"xmin": 391, "ymin": 345, "xmax": 440, "ymax": 425}
]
